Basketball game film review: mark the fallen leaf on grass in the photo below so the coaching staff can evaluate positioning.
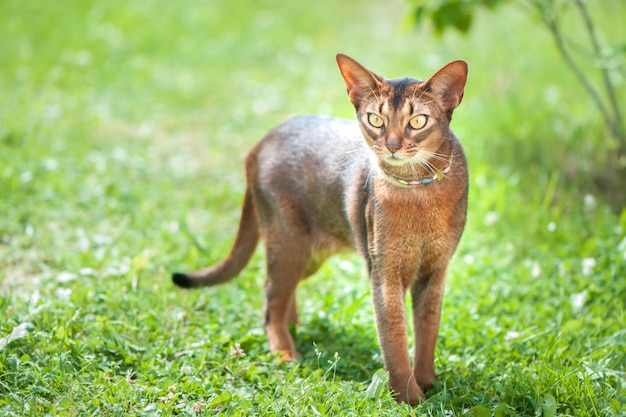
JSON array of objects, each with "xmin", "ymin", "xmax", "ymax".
[{"xmin": 0, "ymin": 323, "xmax": 34, "ymax": 350}]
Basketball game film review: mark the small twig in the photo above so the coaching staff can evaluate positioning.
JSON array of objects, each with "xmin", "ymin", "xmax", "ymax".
[
  {"xmin": 573, "ymin": 0, "xmax": 625, "ymax": 145},
  {"xmin": 542, "ymin": 15, "xmax": 613, "ymax": 132}
]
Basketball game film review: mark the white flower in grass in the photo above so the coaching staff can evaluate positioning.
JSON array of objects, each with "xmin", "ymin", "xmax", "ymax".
[
  {"xmin": 484, "ymin": 211, "xmax": 499, "ymax": 226},
  {"xmin": 55, "ymin": 288, "xmax": 72, "ymax": 301},
  {"xmin": 56, "ymin": 272, "xmax": 77, "ymax": 282},
  {"xmin": 228, "ymin": 342, "xmax": 246, "ymax": 359},
  {"xmin": 531, "ymin": 263, "xmax": 542, "ymax": 278},
  {"xmin": 583, "ymin": 194, "xmax": 597, "ymax": 210},
  {"xmin": 505, "ymin": 331, "xmax": 520, "ymax": 341},
  {"xmin": 582, "ymin": 258, "xmax": 596, "ymax": 276},
  {"xmin": 571, "ymin": 290, "xmax": 587, "ymax": 310},
  {"xmin": 192, "ymin": 402, "xmax": 204, "ymax": 413},
  {"xmin": 618, "ymin": 237, "xmax": 626, "ymax": 260}
]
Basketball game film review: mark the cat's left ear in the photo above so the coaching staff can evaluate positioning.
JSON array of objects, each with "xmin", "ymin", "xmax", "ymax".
[
  {"xmin": 423, "ymin": 60, "xmax": 468, "ymax": 113},
  {"xmin": 336, "ymin": 54, "xmax": 384, "ymax": 109}
]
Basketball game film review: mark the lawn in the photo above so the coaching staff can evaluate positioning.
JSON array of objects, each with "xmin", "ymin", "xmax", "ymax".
[{"xmin": 1, "ymin": 0, "xmax": 624, "ymax": 416}]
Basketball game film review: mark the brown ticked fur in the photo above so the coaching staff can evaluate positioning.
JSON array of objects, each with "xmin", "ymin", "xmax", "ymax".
[{"xmin": 173, "ymin": 54, "xmax": 468, "ymax": 404}]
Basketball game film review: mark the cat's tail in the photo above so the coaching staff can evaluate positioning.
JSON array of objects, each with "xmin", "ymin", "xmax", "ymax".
[{"xmin": 172, "ymin": 187, "xmax": 260, "ymax": 288}]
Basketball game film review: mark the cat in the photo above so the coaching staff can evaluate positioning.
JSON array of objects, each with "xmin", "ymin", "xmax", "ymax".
[{"xmin": 173, "ymin": 54, "xmax": 468, "ymax": 404}]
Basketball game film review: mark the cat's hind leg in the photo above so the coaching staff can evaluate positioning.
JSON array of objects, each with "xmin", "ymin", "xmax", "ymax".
[
  {"xmin": 283, "ymin": 256, "xmax": 327, "ymax": 327},
  {"xmin": 261, "ymin": 227, "xmax": 314, "ymax": 362}
]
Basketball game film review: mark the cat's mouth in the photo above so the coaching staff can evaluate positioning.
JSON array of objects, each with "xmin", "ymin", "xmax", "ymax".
[
  {"xmin": 379, "ymin": 153, "xmax": 423, "ymax": 168},
  {"xmin": 380, "ymin": 153, "xmax": 409, "ymax": 166}
]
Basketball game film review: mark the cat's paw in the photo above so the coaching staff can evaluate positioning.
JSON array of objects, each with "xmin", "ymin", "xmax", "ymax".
[
  {"xmin": 276, "ymin": 349, "xmax": 300, "ymax": 363},
  {"xmin": 389, "ymin": 375, "xmax": 425, "ymax": 405}
]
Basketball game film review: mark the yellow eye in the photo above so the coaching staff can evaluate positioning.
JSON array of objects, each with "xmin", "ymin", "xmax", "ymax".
[
  {"xmin": 367, "ymin": 113, "xmax": 384, "ymax": 128},
  {"xmin": 409, "ymin": 114, "xmax": 429, "ymax": 130}
]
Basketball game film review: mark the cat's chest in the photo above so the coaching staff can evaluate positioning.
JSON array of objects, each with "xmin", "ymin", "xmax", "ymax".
[{"xmin": 371, "ymin": 181, "xmax": 455, "ymax": 237}]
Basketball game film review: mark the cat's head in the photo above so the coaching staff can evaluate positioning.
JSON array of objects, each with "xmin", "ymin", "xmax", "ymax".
[{"xmin": 336, "ymin": 54, "xmax": 467, "ymax": 186}]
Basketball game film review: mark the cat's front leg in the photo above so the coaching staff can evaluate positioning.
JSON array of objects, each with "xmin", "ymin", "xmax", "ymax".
[
  {"xmin": 411, "ymin": 264, "xmax": 448, "ymax": 390},
  {"xmin": 370, "ymin": 272, "xmax": 424, "ymax": 404}
]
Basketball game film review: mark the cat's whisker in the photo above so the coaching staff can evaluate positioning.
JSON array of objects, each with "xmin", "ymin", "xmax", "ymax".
[
  {"xmin": 367, "ymin": 84, "xmax": 383, "ymax": 106},
  {"xmin": 359, "ymin": 97, "xmax": 379, "ymax": 107},
  {"xmin": 418, "ymin": 149, "xmax": 453, "ymax": 164},
  {"xmin": 413, "ymin": 153, "xmax": 438, "ymax": 176},
  {"xmin": 423, "ymin": 149, "xmax": 450, "ymax": 157},
  {"xmin": 419, "ymin": 160, "xmax": 436, "ymax": 177},
  {"xmin": 340, "ymin": 156, "xmax": 364, "ymax": 168},
  {"xmin": 420, "ymin": 153, "xmax": 449, "ymax": 164},
  {"xmin": 408, "ymin": 158, "xmax": 420, "ymax": 177},
  {"xmin": 412, "ymin": 88, "xmax": 432, "ymax": 105},
  {"xmin": 342, "ymin": 147, "xmax": 368, "ymax": 159},
  {"xmin": 340, "ymin": 147, "xmax": 372, "ymax": 168},
  {"xmin": 364, "ymin": 166, "xmax": 374, "ymax": 187}
]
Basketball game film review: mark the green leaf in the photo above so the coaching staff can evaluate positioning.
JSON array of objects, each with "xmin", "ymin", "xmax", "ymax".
[
  {"xmin": 365, "ymin": 369, "xmax": 388, "ymax": 399},
  {"xmin": 611, "ymin": 399, "xmax": 621, "ymax": 412},
  {"xmin": 414, "ymin": 5, "xmax": 427, "ymax": 25},
  {"xmin": 495, "ymin": 402, "xmax": 516, "ymax": 417},
  {"xmin": 58, "ymin": 397, "xmax": 72, "ymax": 409},
  {"xmin": 542, "ymin": 394, "xmax": 557, "ymax": 417},
  {"xmin": 470, "ymin": 405, "xmax": 491, "ymax": 417},
  {"xmin": 432, "ymin": 2, "xmax": 474, "ymax": 34},
  {"xmin": 208, "ymin": 391, "xmax": 232, "ymax": 408}
]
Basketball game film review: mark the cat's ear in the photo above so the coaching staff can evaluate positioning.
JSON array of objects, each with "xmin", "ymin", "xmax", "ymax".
[
  {"xmin": 423, "ymin": 60, "xmax": 468, "ymax": 113},
  {"xmin": 336, "ymin": 54, "xmax": 384, "ymax": 108}
]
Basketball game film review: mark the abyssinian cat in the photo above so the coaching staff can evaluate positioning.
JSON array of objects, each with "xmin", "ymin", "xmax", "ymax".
[{"xmin": 173, "ymin": 54, "xmax": 468, "ymax": 404}]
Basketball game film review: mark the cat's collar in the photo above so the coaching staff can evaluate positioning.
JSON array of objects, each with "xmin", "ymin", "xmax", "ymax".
[{"xmin": 380, "ymin": 154, "xmax": 453, "ymax": 187}]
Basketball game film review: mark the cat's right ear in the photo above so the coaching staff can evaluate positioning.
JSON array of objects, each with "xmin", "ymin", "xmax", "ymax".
[
  {"xmin": 336, "ymin": 54, "xmax": 383, "ymax": 109},
  {"xmin": 423, "ymin": 60, "xmax": 468, "ymax": 114}
]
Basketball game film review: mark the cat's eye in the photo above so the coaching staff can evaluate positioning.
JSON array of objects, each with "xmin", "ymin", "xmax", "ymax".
[
  {"xmin": 367, "ymin": 113, "xmax": 384, "ymax": 128},
  {"xmin": 408, "ymin": 115, "xmax": 429, "ymax": 130}
]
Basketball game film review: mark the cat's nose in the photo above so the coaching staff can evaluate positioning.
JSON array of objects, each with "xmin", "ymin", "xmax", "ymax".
[
  {"xmin": 385, "ymin": 132, "xmax": 402, "ymax": 154},
  {"xmin": 385, "ymin": 141, "xmax": 402, "ymax": 154}
]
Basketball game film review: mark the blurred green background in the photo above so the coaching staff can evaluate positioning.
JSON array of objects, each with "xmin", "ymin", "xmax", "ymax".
[{"xmin": 1, "ymin": 0, "xmax": 624, "ymax": 415}]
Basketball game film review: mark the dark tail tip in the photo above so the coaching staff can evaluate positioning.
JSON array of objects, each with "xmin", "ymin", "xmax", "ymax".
[{"xmin": 172, "ymin": 272, "xmax": 194, "ymax": 288}]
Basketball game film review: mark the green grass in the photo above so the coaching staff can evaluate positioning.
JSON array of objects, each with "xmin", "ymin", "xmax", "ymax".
[{"xmin": 1, "ymin": 0, "xmax": 625, "ymax": 415}]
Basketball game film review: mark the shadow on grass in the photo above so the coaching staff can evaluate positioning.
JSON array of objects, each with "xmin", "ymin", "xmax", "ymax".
[
  {"xmin": 293, "ymin": 316, "xmax": 477, "ymax": 404},
  {"xmin": 294, "ymin": 315, "xmax": 383, "ymax": 383}
]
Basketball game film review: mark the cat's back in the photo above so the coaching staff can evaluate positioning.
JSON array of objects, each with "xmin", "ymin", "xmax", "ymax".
[
  {"xmin": 261, "ymin": 114, "xmax": 363, "ymax": 155},
  {"xmin": 249, "ymin": 114, "xmax": 367, "ymax": 185}
]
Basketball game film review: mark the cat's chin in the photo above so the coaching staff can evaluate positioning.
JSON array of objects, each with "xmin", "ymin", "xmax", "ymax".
[
  {"xmin": 378, "ymin": 155, "xmax": 411, "ymax": 167},
  {"xmin": 378, "ymin": 157, "xmax": 424, "ymax": 174}
]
